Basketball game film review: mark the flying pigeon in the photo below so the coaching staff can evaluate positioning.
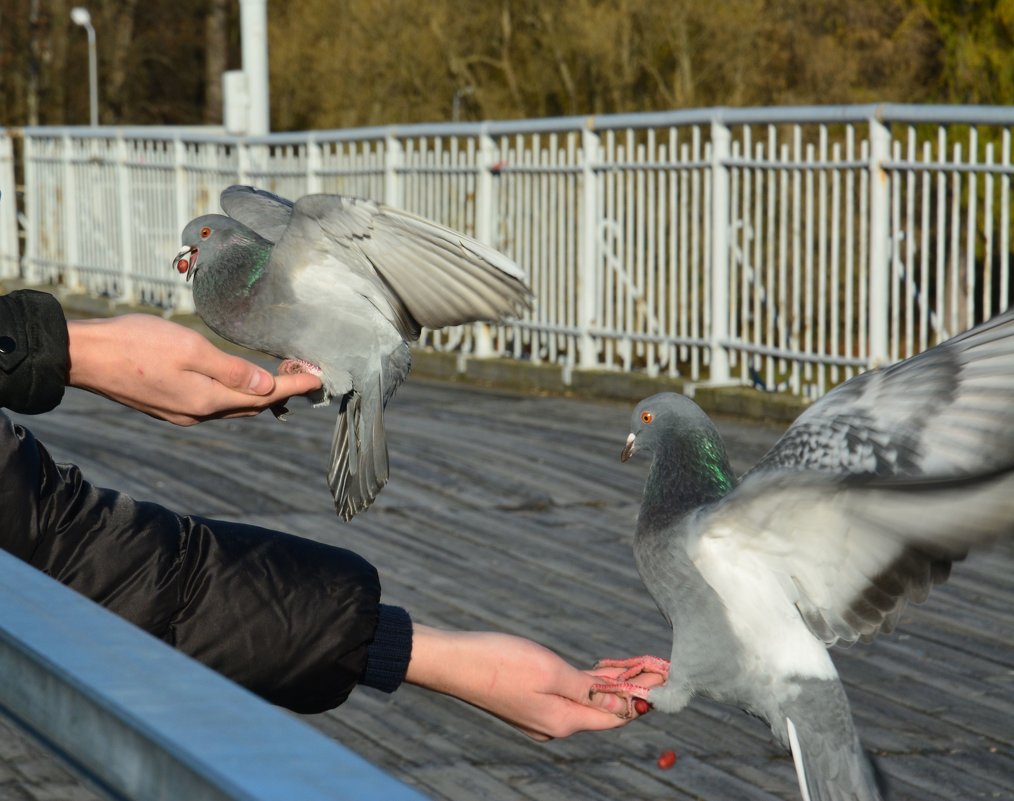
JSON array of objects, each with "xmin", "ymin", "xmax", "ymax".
[
  {"xmin": 173, "ymin": 185, "xmax": 531, "ymax": 520},
  {"xmin": 594, "ymin": 309, "xmax": 1014, "ymax": 801}
]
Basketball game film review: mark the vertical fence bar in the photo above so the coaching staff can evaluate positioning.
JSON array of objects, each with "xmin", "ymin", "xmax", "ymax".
[
  {"xmin": 116, "ymin": 134, "xmax": 134, "ymax": 302},
  {"xmin": 983, "ymin": 141, "xmax": 994, "ymax": 318},
  {"xmin": 867, "ymin": 116, "xmax": 891, "ymax": 367},
  {"xmin": 62, "ymin": 135, "xmax": 81, "ymax": 291},
  {"xmin": 844, "ymin": 126, "xmax": 855, "ymax": 376},
  {"xmin": 0, "ymin": 133, "xmax": 18, "ymax": 278},
  {"xmin": 578, "ymin": 126, "xmax": 600, "ymax": 369},
  {"xmin": 708, "ymin": 120, "xmax": 731, "ymax": 383},
  {"xmin": 173, "ymin": 137, "xmax": 195, "ymax": 313},
  {"xmin": 1002, "ymin": 129, "xmax": 1011, "ymax": 313},
  {"xmin": 23, "ymin": 136, "xmax": 38, "ymax": 284},
  {"xmin": 919, "ymin": 140, "xmax": 931, "ymax": 350},
  {"xmin": 472, "ymin": 130, "xmax": 496, "ymax": 358},
  {"xmin": 306, "ymin": 134, "xmax": 322, "ymax": 194},
  {"xmin": 965, "ymin": 127, "xmax": 978, "ymax": 326},
  {"xmin": 237, "ymin": 140, "xmax": 250, "ymax": 187},
  {"xmin": 384, "ymin": 132, "xmax": 404, "ymax": 210},
  {"xmin": 935, "ymin": 127, "xmax": 948, "ymax": 336}
]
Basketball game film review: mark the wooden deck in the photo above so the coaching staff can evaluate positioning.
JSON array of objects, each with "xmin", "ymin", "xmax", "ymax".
[{"xmin": 5, "ymin": 377, "xmax": 1013, "ymax": 801}]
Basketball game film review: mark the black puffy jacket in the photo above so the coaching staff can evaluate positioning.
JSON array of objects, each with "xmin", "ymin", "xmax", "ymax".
[{"xmin": 0, "ymin": 290, "xmax": 411, "ymax": 713}]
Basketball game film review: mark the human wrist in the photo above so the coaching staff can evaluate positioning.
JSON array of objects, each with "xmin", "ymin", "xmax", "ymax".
[{"xmin": 66, "ymin": 318, "xmax": 109, "ymax": 391}]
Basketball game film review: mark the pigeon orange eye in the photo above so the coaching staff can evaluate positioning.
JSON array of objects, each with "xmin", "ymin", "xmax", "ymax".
[
  {"xmin": 200, "ymin": 227, "xmax": 211, "ymax": 239},
  {"xmin": 641, "ymin": 411, "xmax": 653, "ymax": 424}
]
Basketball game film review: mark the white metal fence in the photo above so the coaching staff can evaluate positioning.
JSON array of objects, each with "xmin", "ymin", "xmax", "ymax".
[
  {"xmin": 4, "ymin": 104, "xmax": 1013, "ymax": 398},
  {"xmin": 0, "ymin": 133, "xmax": 17, "ymax": 279}
]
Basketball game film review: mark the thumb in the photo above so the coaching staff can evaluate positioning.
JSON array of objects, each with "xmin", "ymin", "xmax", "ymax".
[{"xmin": 219, "ymin": 355, "xmax": 275, "ymax": 395}]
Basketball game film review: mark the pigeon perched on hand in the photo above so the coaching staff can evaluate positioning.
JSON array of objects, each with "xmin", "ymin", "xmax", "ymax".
[
  {"xmin": 173, "ymin": 185, "xmax": 531, "ymax": 520},
  {"xmin": 594, "ymin": 309, "xmax": 1014, "ymax": 801}
]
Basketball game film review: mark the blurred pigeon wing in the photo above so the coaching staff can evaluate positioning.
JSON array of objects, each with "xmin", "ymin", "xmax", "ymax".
[
  {"xmin": 221, "ymin": 185, "xmax": 295, "ymax": 243},
  {"xmin": 274, "ymin": 193, "xmax": 531, "ymax": 338},
  {"xmin": 696, "ymin": 468, "xmax": 1014, "ymax": 647},
  {"xmin": 749, "ymin": 309, "xmax": 1014, "ymax": 480}
]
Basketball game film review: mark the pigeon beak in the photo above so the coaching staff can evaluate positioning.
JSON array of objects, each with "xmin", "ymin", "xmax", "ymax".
[
  {"xmin": 173, "ymin": 245, "xmax": 199, "ymax": 281},
  {"xmin": 620, "ymin": 433, "xmax": 636, "ymax": 462}
]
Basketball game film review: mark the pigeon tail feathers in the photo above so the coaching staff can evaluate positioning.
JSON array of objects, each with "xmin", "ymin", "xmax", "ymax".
[
  {"xmin": 781, "ymin": 679, "xmax": 885, "ymax": 801},
  {"xmin": 328, "ymin": 372, "xmax": 390, "ymax": 521}
]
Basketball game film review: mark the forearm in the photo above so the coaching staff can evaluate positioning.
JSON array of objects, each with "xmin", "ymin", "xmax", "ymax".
[{"xmin": 406, "ymin": 626, "xmax": 537, "ymax": 700}]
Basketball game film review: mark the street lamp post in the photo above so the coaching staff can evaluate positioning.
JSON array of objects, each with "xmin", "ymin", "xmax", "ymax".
[{"xmin": 70, "ymin": 7, "xmax": 98, "ymax": 126}]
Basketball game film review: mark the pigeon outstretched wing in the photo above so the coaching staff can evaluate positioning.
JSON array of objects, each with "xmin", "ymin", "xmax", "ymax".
[
  {"xmin": 749, "ymin": 309, "xmax": 1014, "ymax": 480},
  {"xmin": 696, "ymin": 464, "xmax": 1014, "ymax": 647},
  {"xmin": 271, "ymin": 193, "xmax": 531, "ymax": 339}
]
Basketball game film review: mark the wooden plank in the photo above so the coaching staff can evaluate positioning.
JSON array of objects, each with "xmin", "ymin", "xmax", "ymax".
[{"xmin": 7, "ymin": 378, "xmax": 1012, "ymax": 801}]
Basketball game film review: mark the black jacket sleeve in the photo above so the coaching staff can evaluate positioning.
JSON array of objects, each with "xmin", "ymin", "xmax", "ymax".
[
  {"xmin": 0, "ymin": 288, "xmax": 413, "ymax": 711},
  {"xmin": 0, "ymin": 410, "xmax": 412, "ymax": 712},
  {"xmin": 0, "ymin": 290, "xmax": 69, "ymax": 414}
]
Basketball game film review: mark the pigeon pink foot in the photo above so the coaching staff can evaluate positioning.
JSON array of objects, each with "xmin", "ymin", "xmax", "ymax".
[
  {"xmin": 278, "ymin": 358, "xmax": 323, "ymax": 377},
  {"xmin": 595, "ymin": 655, "xmax": 671, "ymax": 682}
]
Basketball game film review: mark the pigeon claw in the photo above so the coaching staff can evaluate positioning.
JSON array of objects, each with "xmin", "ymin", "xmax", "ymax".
[
  {"xmin": 278, "ymin": 358, "xmax": 324, "ymax": 377},
  {"xmin": 595, "ymin": 654, "xmax": 671, "ymax": 682}
]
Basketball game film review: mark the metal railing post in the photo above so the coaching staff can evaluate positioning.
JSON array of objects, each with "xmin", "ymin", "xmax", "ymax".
[
  {"xmin": 116, "ymin": 134, "xmax": 134, "ymax": 302},
  {"xmin": 173, "ymin": 137, "xmax": 195, "ymax": 313},
  {"xmin": 868, "ymin": 116, "xmax": 891, "ymax": 368},
  {"xmin": 237, "ymin": 139, "xmax": 250, "ymax": 186},
  {"xmin": 0, "ymin": 134, "xmax": 16, "ymax": 279},
  {"xmin": 22, "ymin": 135, "xmax": 38, "ymax": 284},
  {"xmin": 62, "ymin": 135, "xmax": 81, "ymax": 291},
  {"xmin": 471, "ymin": 130, "xmax": 496, "ymax": 358},
  {"xmin": 384, "ymin": 132, "xmax": 404, "ymax": 209},
  {"xmin": 708, "ymin": 119, "xmax": 732, "ymax": 383},
  {"xmin": 578, "ymin": 126, "xmax": 601, "ymax": 370},
  {"xmin": 306, "ymin": 134, "xmax": 322, "ymax": 194}
]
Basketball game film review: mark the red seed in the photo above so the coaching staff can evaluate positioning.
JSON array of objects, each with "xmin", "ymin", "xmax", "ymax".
[
  {"xmin": 633, "ymin": 698, "xmax": 651, "ymax": 715},
  {"xmin": 176, "ymin": 257, "xmax": 189, "ymax": 273},
  {"xmin": 657, "ymin": 750, "xmax": 677, "ymax": 770}
]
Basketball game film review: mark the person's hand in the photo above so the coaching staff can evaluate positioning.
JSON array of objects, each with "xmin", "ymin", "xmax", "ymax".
[
  {"xmin": 404, "ymin": 625, "xmax": 663, "ymax": 741},
  {"xmin": 67, "ymin": 315, "xmax": 322, "ymax": 425}
]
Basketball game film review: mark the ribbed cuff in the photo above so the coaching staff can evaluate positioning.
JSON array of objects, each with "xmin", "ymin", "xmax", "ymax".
[
  {"xmin": 0, "ymin": 290, "xmax": 68, "ymax": 414},
  {"xmin": 360, "ymin": 604, "xmax": 413, "ymax": 694}
]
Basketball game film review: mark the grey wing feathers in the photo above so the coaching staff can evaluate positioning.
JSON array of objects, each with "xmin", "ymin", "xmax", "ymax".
[
  {"xmin": 289, "ymin": 193, "xmax": 532, "ymax": 334},
  {"xmin": 750, "ymin": 308, "xmax": 1014, "ymax": 480},
  {"xmin": 705, "ymin": 465, "xmax": 1014, "ymax": 646},
  {"xmin": 220, "ymin": 185, "xmax": 295, "ymax": 243}
]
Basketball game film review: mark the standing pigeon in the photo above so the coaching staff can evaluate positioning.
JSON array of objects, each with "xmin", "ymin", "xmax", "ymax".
[
  {"xmin": 173, "ymin": 185, "xmax": 531, "ymax": 520},
  {"xmin": 594, "ymin": 309, "xmax": 1014, "ymax": 801}
]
